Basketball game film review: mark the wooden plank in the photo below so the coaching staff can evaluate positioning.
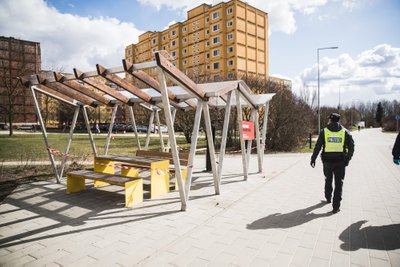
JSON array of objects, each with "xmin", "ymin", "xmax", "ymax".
[
  {"xmin": 136, "ymin": 150, "xmax": 189, "ymax": 165},
  {"xmin": 35, "ymin": 84, "xmax": 75, "ymax": 103},
  {"xmin": 97, "ymin": 64, "xmax": 152, "ymax": 103},
  {"xmin": 54, "ymin": 73, "xmax": 114, "ymax": 106},
  {"xmin": 68, "ymin": 170, "xmax": 141, "ymax": 186},
  {"xmin": 39, "ymin": 83, "xmax": 98, "ymax": 106},
  {"xmin": 74, "ymin": 68, "xmax": 131, "ymax": 104},
  {"xmin": 155, "ymin": 52, "xmax": 206, "ymax": 100}
]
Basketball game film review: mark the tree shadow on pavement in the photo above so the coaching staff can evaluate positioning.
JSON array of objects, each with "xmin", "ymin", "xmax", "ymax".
[
  {"xmin": 339, "ymin": 220, "xmax": 400, "ymax": 251},
  {"xmin": 247, "ymin": 201, "xmax": 331, "ymax": 230}
]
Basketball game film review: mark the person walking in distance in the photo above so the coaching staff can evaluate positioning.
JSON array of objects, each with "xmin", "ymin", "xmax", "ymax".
[
  {"xmin": 310, "ymin": 113, "xmax": 355, "ymax": 214},
  {"xmin": 393, "ymin": 132, "xmax": 400, "ymax": 165}
]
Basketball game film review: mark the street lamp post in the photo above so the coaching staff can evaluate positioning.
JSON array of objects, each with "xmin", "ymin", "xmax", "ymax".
[{"xmin": 317, "ymin": 46, "xmax": 338, "ymax": 133}]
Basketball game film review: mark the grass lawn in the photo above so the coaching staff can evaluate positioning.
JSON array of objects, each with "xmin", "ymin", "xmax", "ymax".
[{"xmin": 0, "ymin": 133, "xmax": 205, "ymax": 162}]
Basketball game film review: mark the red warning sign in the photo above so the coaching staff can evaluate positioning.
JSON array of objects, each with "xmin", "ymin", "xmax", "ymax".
[{"xmin": 242, "ymin": 121, "xmax": 255, "ymax": 140}]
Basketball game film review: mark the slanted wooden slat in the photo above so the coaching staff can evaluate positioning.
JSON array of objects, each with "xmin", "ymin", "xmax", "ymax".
[
  {"xmin": 155, "ymin": 52, "xmax": 206, "ymax": 100},
  {"xmin": 54, "ymin": 72, "xmax": 113, "ymax": 106},
  {"xmin": 43, "ymin": 82, "xmax": 98, "ymax": 107},
  {"xmin": 35, "ymin": 84, "xmax": 75, "ymax": 103},
  {"xmin": 68, "ymin": 170, "xmax": 140, "ymax": 186},
  {"xmin": 97, "ymin": 64, "xmax": 152, "ymax": 103},
  {"xmin": 74, "ymin": 68, "xmax": 131, "ymax": 104}
]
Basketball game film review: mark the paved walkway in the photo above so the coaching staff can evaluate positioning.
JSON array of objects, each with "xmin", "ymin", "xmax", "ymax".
[{"xmin": 0, "ymin": 128, "xmax": 399, "ymax": 266}]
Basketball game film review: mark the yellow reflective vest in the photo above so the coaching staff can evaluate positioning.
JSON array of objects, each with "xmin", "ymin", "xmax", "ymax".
[{"xmin": 324, "ymin": 128, "xmax": 345, "ymax": 153}]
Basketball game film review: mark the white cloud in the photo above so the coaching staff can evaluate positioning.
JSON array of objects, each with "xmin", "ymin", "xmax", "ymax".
[
  {"xmin": 0, "ymin": 0, "xmax": 142, "ymax": 72},
  {"xmin": 293, "ymin": 44, "xmax": 400, "ymax": 106},
  {"xmin": 137, "ymin": 0, "xmax": 328, "ymax": 35}
]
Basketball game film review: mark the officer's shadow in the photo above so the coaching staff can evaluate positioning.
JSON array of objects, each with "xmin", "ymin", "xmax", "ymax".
[
  {"xmin": 339, "ymin": 220, "xmax": 400, "ymax": 251},
  {"xmin": 247, "ymin": 201, "xmax": 331, "ymax": 230}
]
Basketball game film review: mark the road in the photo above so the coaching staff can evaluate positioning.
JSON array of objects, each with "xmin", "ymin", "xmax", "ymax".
[{"xmin": 0, "ymin": 128, "xmax": 399, "ymax": 266}]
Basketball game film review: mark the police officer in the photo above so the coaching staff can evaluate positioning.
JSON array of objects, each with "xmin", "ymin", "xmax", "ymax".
[{"xmin": 310, "ymin": 113, "xmax": 355, "ymax": 213}]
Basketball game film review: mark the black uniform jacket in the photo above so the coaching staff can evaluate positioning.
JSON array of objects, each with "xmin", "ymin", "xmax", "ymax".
[
  {"xmin": 311, "ymin": 122, "xmax": 355, "ymax": 163},
  {"xmin": 393, "ymin": 133, "xmax": 400, "ymax": 160}
]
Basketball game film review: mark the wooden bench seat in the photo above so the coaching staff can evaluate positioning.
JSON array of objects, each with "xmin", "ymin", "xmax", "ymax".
[{"xmin": 67, "ymin": 170, "xmax": 143, "ymax": 207}]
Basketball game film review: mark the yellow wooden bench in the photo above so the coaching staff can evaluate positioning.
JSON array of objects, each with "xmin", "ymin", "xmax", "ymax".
[
  {"xmin": 94, "ymin": 155, "xmax": 171, "ymax": 199},
  {"xmin": 66, "ymin": 170, "xmax": 143, "ymax": 207},
  {"xmin": 135, "ymin": 150, "xmax": 190, "ymax": 191}
]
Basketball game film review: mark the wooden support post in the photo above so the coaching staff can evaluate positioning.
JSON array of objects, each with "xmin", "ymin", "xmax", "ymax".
[
  {"xmin": 82, "ymin": 105, "xmax": 98, "ymax": 156},
  {"xmin": 236, "ymin": 89, "xmax": 248, "ymax": 180},
  {"xmin": 30, "ymin": 87, "xmax": 61, "ymax": 183},
  {"xmin": 156, "ymin": 67, "xmax": 187, "ymax": 211},
  {"xmin": 104, "ymin": 105, "xmax": 118, "ymax": 155},
  {"xmin": 184, "ymin": 103, "xmax": 203, "ymax": 200},
  {"xmin": 145, "ymin": 110, "xmax": 155, "ymax": 150},
  {"xmin": 203, "ymin": 101, "xmax": 220, "ymax": 194},
  {"xmin": 128, "ymin": 106, "xmax": 141, "ymax": 150},
  {"xmin": 218, "ymin": 91, "xmax": 233, "ymax": 177}
]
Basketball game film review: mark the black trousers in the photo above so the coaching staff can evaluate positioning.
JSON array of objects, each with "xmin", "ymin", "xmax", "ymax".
[{"xmin": 323, "ymin": 161, "xmax": 346, "ymax": 209}]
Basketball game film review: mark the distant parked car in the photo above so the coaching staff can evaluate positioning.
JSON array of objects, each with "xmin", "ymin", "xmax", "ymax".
[
  {"xmin": 135, "ymin": 124, "xmax": 148, "ymax": 133},
  {"xmin": 150, "ymin": 124, "xmax": 168, "ymax": 133}
]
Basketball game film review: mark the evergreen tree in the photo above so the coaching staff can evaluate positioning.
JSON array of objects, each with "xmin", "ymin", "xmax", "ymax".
[{"xmin": 375, "ymin": 102, "xmax": 383, "ymax": 127}]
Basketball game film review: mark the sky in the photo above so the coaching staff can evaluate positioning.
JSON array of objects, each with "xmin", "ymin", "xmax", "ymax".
[{"xmin": 0, "ymin": 0, "xmax": 399, "ymax": 107}]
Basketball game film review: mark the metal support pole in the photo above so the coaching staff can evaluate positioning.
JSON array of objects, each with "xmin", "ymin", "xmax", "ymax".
[
  {"xmin": 260, "ymin": 102, "xmax": 269, "ymax": 174},
  {"xmin": 203, "ymin": 101, "xmax": 220, "ymax": 194},
  {"xmin": 156, "ymin": 67, "xmax": 187, "ymax": 210},
  {"xmin": 30, "ymin": 87, "xmax": 60, "ymax": 183},
  {"xmin": 104, "ymin": 105, "xmax": 118, "ymax": 155},
  {"xmin": 246, "ymin": 109, "xmax": 256, "ymax": 172},
  {"xmin": 145, "ymin": 110, "xmax": 155, "ymax": 150},
  {"xmin": 155, "ymin": 110, "xmax": 165, "ymax": 151},
  {"xmin": 254, "ymin": 109, "xmax": 262, "ymax": 173},
  {"xmin": 82, "ymin": 105, "xmax": 98, "ymax": 156},
  {"xmin": 59, "ymin": 106, "xmax": 80, "ymax": 179},
  {"xmin": 236, "ymin": 90, "xmax": 248, "ymax": 180},
  {"xmin": 218, "ymin": 91, "xmax": 233, "ymax": 177},
  {"xmin": 166, "ymin": 108, "xmax": 177, "ymax": 152},
  {"xmin": 128, "ymin": 105, "xmax": 141, "ymax": 150},
  {"xmin": 184, "ymin": 103, "xmax": 203, "ymax": 200}
]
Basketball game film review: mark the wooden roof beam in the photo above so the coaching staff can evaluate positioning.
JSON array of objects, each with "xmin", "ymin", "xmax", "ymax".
[
  {"xmin": 155, "ymin": 52, "xmax": 206, "ymax": 100},
  {"xmin": 54, "ymin": 72, "xmax": 115, "ymax": 106},
  {"xmin": 34, "ymin": 84, "xmax": 77, "ymax": 106},
  {"xmin": 96, "ymin": 64, "xmax": 153, "ymax": 104},
  {"xmin": 74, "ymin": 68, "xmax": 131, "ymax": 104},
  {"xmin": 38, "ymin": 77, "xmax": 99, "ymax": 107}
]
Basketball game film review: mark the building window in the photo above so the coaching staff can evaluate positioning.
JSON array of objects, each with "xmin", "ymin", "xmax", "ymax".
[
  {"xmin": 162, "ymin": 46, "xmax": 166, "ymax": 50},
  {"xmin": 227, "ymin": 59, "xmax": 234, "ymax": 66},
  {"xmin": 172, "ymin": 61, "xmax": 177, "ymax": 66},
  {"xmin": 206, "ymin": 65, "xmax": 210, "ymax": 70},
  {"xmin": 172, "ymin": 51, "xmax": 176, "ymax": 57},
  {"xmin": 227, "ymin": 33, "xmax": 233, "ymax": 40},
  {"xmin": 172, "ymin": 40, "xmax": 176, "ymax": 46},
  {"xmin": 152, "ymin": 39, "xmax": 157, "ymax": 45},
  {"xmin": 213, "ymin": 75, "xmax": 220, "ymax": 81},
  {"xmin": 212, "ymin": 23, "xmax": 220, "ymax": 32},
  {"xmin": 172, "ymin": 30, "xmax": 176, "ymax": 36},
  {"xmin": 163, "ymin": 36, "xmax": 166, "ymax": 41},
  {"xmin": 183, "ymin": 59, "xmax": 187, "ymax": 65},
  {"xmin": 205, "ymin": 17, "xmax": 209, "ymax": 23},
  {"xmin": 228, "ymin": 72, "xmax": 234, "ymax": 79},
  {"xmin": 227, "ymin": 21, "xmax": 233, "ymax": 27},
  {"xmin": 212, "ymin": 36, "xmax": 220, "ymax": 44},
  {"xmin": 183, "ymin": 48, "xmax": 187, "ymax": 54},
  {"xmin": 212, "ymin": 11, "xmax": 219, "ymax": 20},
  {"xmin": 183, "ymin": 37, "xmax": 187, "ymax": 43},
  {"xmin": 127, "ymin": 50, "xmax": 131, "ymax": 55},
  {"xmin": 227, "ymin": 7, "xmax": 233, "ymax": 14},
  {"xmin": 206, "ymin": 41, "xmax": 210, "ymax": 47},
  {"xmin": 213, "ymin": 49, "xmax": 220, "ymax": 57},
  {"xmin": 206, "ymin": 53, "xmax": 210, "ymax": 59},
  {"xmin": 152, "ymin": 48, "xmax": 156, "ymax": 53},
  {"xmin": 213, "ymin": 62, "xmax": 220, "ymax": 69},
  {"xmin": 205, "ymin": 29, "xmax": 209, "ymax": 35},
  {"xmin": 183, "ymin": 27, "xmax": 187, "ymax": 32},
  {"xmin": 227, "ymin": 46, "xmax": 233, "ymax": 53}
]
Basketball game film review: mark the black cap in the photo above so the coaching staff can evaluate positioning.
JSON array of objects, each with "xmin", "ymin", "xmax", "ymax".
[{"xmin": 328, "ymin": 113, "xmax": 340, "ymax": 122}]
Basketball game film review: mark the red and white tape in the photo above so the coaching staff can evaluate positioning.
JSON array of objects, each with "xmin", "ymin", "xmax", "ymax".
[{"xmin": 47, "ymin": 147, "xmax": 69, "ymax": 157}]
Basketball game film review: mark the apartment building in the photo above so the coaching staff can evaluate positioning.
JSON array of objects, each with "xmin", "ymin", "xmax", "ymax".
[
  {"xmin": 0, "ymin": 36, "xmax": 41, "ymax": 124},
  {"xmin": 125, "ymin": 0, "xmax": 269, "ymax": 82}
]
